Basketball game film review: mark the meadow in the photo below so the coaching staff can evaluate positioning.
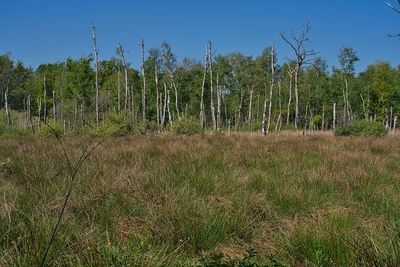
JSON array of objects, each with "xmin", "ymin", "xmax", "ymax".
[{"xmin": 1, "ymin": 133, "xmax": 400, "ymax": 266}]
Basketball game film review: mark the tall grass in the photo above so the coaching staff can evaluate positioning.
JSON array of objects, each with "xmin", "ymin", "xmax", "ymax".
[{"xmin": 1, "ymin": 134, "xmax": 400, "ymax": 265}]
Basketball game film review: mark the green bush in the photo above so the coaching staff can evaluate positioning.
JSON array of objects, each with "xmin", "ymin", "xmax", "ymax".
[
  {"xmin": 172, "ymin": 117, "xmax": 203, "ymax": 135},
  {"xmin": 38, "ymin": 123, "xmax": 64, "ymax": 138},
  {"xmin": 133, "ymin": 120, "xmax": 158, "ymax": 135},
  {"xmin": 92, "ymin": 114, "xmax": 131, "ymax": 137},
  {"xmin": 334, "ymin": 120, "xmax": 388, "ymax": 137},
  {"xmin": 0, "ymin": 125, "xmax": 30, "ymax": 137}
]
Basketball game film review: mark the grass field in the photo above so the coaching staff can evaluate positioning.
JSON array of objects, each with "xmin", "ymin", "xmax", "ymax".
[{"xmin": 1, "ymin": 133, "xmax": 400, "ymax": 266}]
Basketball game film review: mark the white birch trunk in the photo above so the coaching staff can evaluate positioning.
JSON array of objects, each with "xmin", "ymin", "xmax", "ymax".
[
  {"xmin": 216, "ymin": 75, "xmax": 222, "ymax": 131},
  {"xmin": 209, "ymin": 41, "xmax": 216, "ymax": 129},
  {"xmin": 141, "ymin": 39, "xmax": 146, "ymax": 121},
  {"xmin": 333, "ymin": 102, "xmax": 336, "ymax": 130},
  {"xmin": 199, "ymin": 43, "xmax": 208, "ymax": 128},
  {"xmin": 92, "ymin": 25, "xmax": 100, "ymax": 126}
]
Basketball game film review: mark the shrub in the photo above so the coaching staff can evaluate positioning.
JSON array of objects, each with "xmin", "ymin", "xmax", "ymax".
[
  {"xmin": 334, "ymin": 120, "xmax": 388, "ymax": 137},
  {"xmin": 0, "ymin": 125, "xmax": 30, "ymax": 137},
  {"xmin": 38, "ymin": 123, "xmax": 64, "ymax": 138},
  {"xmin": 92, "ymin": 114, "xmax": 131, "ymax": 137},
  {"xmin": 172, "ymin": 117, "xmax": 203, "ymax": 135},
  {"xmin": 132, "ymin": 120, "xmax": 158, "ymax": 135}
]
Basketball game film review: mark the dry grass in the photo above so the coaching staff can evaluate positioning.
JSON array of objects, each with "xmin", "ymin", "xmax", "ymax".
[{"xmin": 1, "ymin": 133, "xmax": 400, "ymax": 266}]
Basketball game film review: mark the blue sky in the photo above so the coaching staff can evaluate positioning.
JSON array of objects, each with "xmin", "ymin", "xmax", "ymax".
[{"xmin": 1, "ymin": 0, "xmax": 399, "ymax": 73}]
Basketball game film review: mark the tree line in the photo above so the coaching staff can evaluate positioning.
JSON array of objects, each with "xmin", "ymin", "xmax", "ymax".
[{"xmin": 1, "ymin": 25, "xmax": 400, "ymax": 134}]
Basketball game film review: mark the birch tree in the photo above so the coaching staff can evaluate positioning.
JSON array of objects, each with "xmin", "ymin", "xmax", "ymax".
[
  {"xmin": 209, "ymin": 41, "xmax": 217, "ymax": 130},
  {"xmin": 199, "ymin": 43, "xmax": 208, "ymax": 129},
  {"xmin": 141, "ymin": 39, "xmax": 147, "ymax": 121},
  {"xmin": 92, "ymin": 25, "xmax": 100, "ymax": 126}
]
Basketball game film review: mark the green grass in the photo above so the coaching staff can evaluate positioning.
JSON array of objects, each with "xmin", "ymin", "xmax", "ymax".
[{"xmin": 1, "ymin": 134, "xmax": 400, "ymax": 266}]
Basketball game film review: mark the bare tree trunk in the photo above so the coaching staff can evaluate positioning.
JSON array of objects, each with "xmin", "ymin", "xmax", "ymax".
[
  {"xmin": 52, "ymin": 90, "xmax": 56, "ymax": 122},
  {"xmin": 333, "ymin": 102, "xmax": 336, "ymax": 130},
  {"xmin": 344, "ymin": 77, "xmax": 352, "ymax": 123},
  {"xmin": 60, "ymin": 81, "xmax": 64, "ymax": 123},
  {"xmin": 287, "ymin": 70, "xmax": 293, "ymax": 125},
  {"xmin": 247, "ymin": 86, "xmax": 254, "ymax": 128},
  {"xmin": 155, "ymin": 64, "xmax": 160, "ymax": 130},
  {"xmin": 199, "ymin": 43, "xmax": 208, "ymax": 128},
  {"xmin": 92, "ymin": 25, "xmax": 100, "ymax": 126},
  {"xmin": 74, "ymin": 98, "xmax": 77, "ymax": 127},
  {"xmin": 208, "ymin": 41, "xmax": 216, "ymax": 130},
  {"xmin": 261, "ymin": 85, "xmax": 268, "ymax": 135},
  {"xmin": 275, "ymin": 80, "xmax": 283, "ymax": 134},
  {"xmin": 117, "ymin": 69, "xmax": 121, "ymax": 113},
  {"xmin": 216, "ymin": 75, "xmax": 222, "ymax": 131},
  {"xmin": 141, "ymin": 39, "xmax": 147, "ymax": 121},
  {"xmin": 266, "ymin": 43, "xmax": 275, "ymax": 135},
  {"xmin": 321, "ymin": 103, "xmax": 325, "ymax": 131},
  {"xmin": 117, "ymin": 43, "xmax": 129, "ymax": 112},
  {"xmin": 235, "ymin": 89, "xmax": 244, "ymax": 131},
  {"xmin": 161, "ymin": 81, "xmax": 167, "ymax": 130},
  {"xmin": 43, "ymin": 76, "xmax": 47, "ymax": 123},
  {"xmin": 294, "ymin": 63, "xmax": 300, "ymax": 129},
  {"xmin": 165, "ymin": 82, "xmax": 173, "ymax": 128},
  {"xmin": 131, "ymin": 85, "xmax": 135, "ymax": 127},
  {"xmin": 360, "ymin": 93, "xmax": 368, "ymax": 121},
  {"xmin": 5, "ymin": 87, "xmax": 11, "ymax": 126},
  {"xmin": 38, "ymin": 98, "xmax": 42, "ymax": 128},
  {"xmin": 27, "ymin": 95, "xmax": 34, "ymax": 133},
  {"xmin": 256, "ymin": 93, "xmax": 260, "ymax": 125},
  {"xmin": 171, "ymin": 80, "xmax": 180, "ymax": 121}
]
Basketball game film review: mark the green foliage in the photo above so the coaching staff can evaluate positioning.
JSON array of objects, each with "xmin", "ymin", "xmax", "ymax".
[
  {"xmin": 92, "ymin": 114, "xmax": 131, "ymax": 137},
  {"xmin": 334, "ymin": 120, "xmax": 388, "ymax": 137},
  {"xmin": 0, "ymin": 125, "xmax": 29, "ymax": 137},
  {"xmin": 172, "ymin": 117, "xmax": 203, "ymax": 135},
  {"xmin": 38, "ymin": 122, "xmax": 64, "ymax": 138},
  {"xmin": 132, "ymin": 120, "xmax": 158, "ymax": 135}
]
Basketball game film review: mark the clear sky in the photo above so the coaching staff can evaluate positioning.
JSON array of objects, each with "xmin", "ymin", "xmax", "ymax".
[{"xmin": 1, "ymin": 0, "xmax": 399, "ymax": 73}]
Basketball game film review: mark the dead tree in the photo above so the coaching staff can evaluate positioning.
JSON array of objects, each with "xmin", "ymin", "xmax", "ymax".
[
  {"xmin": 281, "ymin": 24, "xmax": 315, "ymax": 129},
  {"xmin": 247, "ymin": 85, "xmax": 254, "ymax": 128},
  {"xmin": 43, "ymin": 76, "xmax": 47, "ymax": 123},
  {"xmin": 161, "ymin": 80, "xmax": 167, "ymax": 129},
  {"xmin": 261, "ymin": 83, "xmax": 268, "ymax": 135},
  {"xmin": 209, "ymin": 41, "xmax": 216, "ymax": 130},
  {"xmin": 52, "ymin": 90, "xmax": 56, "ymax": 122},
  {"xmin": 235, "ymin": 90, "xmax": 244, "ymax": 131},
  {"xmin": 27, "ymin": 94, "xmax": 34, "ymax": 133},
  {"xmin": 286, "ymin": 63, "xmax": 294, "ymax": 125},
  {"xmin": 117, "ymin": 68, "xmax": 121, "ymax": 113},
  {"xmin": 266, "ymin": 43, "xmax": 276, "ymax": 135},
  {"xmin": 141, "ymin": 39, "xmax": 147, "ymax": 121},
  {"xmin": 216, "ymin": 75, "xmax": 222, "ymax": 131},
  {"xmin": 92, "ymin": 25, "xmax": 100, "ymax": 126},
  {"xmin": 117, "ymin": 43, "xmax": 130, "ymax": 111},
  {"xmin": 155, "ymin": 64, "xmax": 160, "ymax": 130},
  {"xmin": 4, "ymin": 86, "xmax": 11, "ymax": 126},
  {"xmin": 38, "ymin": 98, "xmax": 42, "ymax": 128},
  {"xmin": 333, "ymin": 102, "xmax": 336, "ymax": 130},
  {"xmin": 165, "ymin": 81, "xmax": 173, "ymax": 127},
  {"xmin": 262, "ymin": 44, "xmax": 275, "ymax": 135},
  {"xmin": 199, "ymin": 43, "xmax": 208, "ymax": 129},
  {"xmin": 275, "ymin": 80, "xmax": 283, "ymax": 133}
]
